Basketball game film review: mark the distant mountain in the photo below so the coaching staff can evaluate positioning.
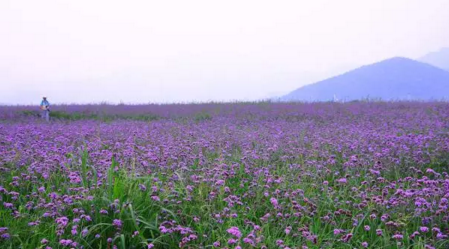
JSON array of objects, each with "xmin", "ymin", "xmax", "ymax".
[
  {"xmin": 419, "ymin": 47, "xmax": 449, "ymax": 71},
  {"xmin": 282, "ymin": 57, "xmax": 449, "ymax": 102}
]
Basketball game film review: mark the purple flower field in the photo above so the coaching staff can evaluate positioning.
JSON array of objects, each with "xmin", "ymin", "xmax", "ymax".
[{"xmin": 1, "ymin": 102, "xmax": 449, "ymax": 248}]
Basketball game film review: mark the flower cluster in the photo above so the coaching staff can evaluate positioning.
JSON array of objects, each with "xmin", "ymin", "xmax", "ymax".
[{"xmin": 1, "ymin": 102, "xmax": 449, "ymax": 248}]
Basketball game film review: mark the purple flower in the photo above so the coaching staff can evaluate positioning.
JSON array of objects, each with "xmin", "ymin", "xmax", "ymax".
[
  {"xmin": 334, "ymin": 229, "xmax": 344, "ymax": 235},
  {"xmin": 59, "ymin": 239, "xmax": 73, "ymax": 246},
  {"xmin": 270, "ymin": 197, "xmax": 278, "ymax": 206},
  {"xmin": 228, "ymin": 238, "xmax": 237, "ymax": 244},
  {"xmin": 3, "ymin": 203, "xmax": 13, "ymax": 209},
  {"xmin": 71, "ymin": 226, "xmax": 78, "ymax": 235},
  {"xmin": 139, "ymin": 184, "xmax": 147, "ymax": 191},
  {"xmin": 341, "ymin": 233, "xmax": 352, "ymax": 242},
  {"xmin": 337, "ymin": 178, "xmax": 347, "ymax": 184},
  {"xmin": 227, "ymin": 227, "xmax": 242, "ymax": 238},
  {"xmin": 113, "ymin": 219, "xmax": 123, "ymax": 229},
  {"xmin": 55, "ymin": 217, "xmax": 69, "ymax": 228},
  {"xmin": 215, "ymin": 180, "xmax": 225, "ymax": 186},
  {"xmin": 426, "ymin": 168, "xmax": 436, "ymax": 174},
  {"xmin": 276, "ymin": 239, "xmax": 284, "ymax": 246},
  {"xmin": 376, "ymin": 229, "xmax": 383, "ymax": 236},
  {"xmin": 392, "ymin": 234, "xmax": 403, "ymax": 240},
  {"xmin": 437, "ymin": 232, "xmax": 448, "ymax": 240},
  {"xmin": 3, "ymin": 103, "xmax": 449, "ymax": 249},
  {"xmin": 28, "ymin": 221, "xmax": 39, "ymax": 226},
  {"xmin": 410, "ymin": 231, "xmax": 420, "ymax": 239},
  {"xmin": 243, "ymin": 237, "xmax": 254, "ymax": 245},
  {"xmin": 83, "ymin": 215, "xmax": 92, "ymax": 222},
  {"xmin": 1, "ymin": 233, "xmax": 10, "ymax": 240}
]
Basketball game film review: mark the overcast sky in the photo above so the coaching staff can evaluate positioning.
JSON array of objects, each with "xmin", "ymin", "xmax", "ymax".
[{"xmin": 1, "ymin": 0, "xmax": 449, "ymax": 104}]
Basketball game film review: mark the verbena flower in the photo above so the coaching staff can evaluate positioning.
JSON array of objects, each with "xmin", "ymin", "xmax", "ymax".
[{"xmin": 227, "ymin": 227, "xmax": 242, "ymax": 238}]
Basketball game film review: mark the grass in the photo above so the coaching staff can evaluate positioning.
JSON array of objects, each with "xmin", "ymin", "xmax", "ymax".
[
  {"xmin": 2, "ymin": 102, "xmax": 449, "ymax": 248},
  {"xmin": 1, "ymin": 148, "xmax": 448, "ymax": 248},
  {"xmin": 19, "ymin": 110, "xmax": 216, "ymax": 122},
  {"xmin": 20, "ymin": 110, "xmax": 162, "ymax": 122}
]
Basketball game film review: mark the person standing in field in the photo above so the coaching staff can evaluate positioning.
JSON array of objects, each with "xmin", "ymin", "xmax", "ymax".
[{"xmin": 40, "ymin": 97, "xmax": 50, "ymax": 121}]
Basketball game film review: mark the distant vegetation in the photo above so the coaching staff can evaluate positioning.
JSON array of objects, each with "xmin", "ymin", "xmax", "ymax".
[{"xmin": 20, "ymin": 109, "xmax": 161, "ymax": 121}]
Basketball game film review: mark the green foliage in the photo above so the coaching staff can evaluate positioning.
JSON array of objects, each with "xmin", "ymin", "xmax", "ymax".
[
  {"xmin": 20, "ymin": 110, "xmax": 40, "ymax": 117},
  {"xmin": 194, "ymin": 112, "xmax": 212, "ymax": 122},
  {"xmin": 2, "ymin": 134, "xmax": 449, "ymax": 248},
  {"xmin": 19, "ymin": 110, "xmax": 161, "ymax": 122}
]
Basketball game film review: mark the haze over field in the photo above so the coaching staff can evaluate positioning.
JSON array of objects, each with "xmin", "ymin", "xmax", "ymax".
[{"xmin": 1, "ymin": 0, "xmax": 449, "ymax": 104}]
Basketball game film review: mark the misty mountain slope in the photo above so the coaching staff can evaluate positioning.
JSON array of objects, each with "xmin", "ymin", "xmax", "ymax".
[
  {"xmin": 282, "ymin": 57, "xmax": 449, "ymax": 101},
  {"xmin": 419, "ymin": 47, "xmax": 449, "ymax": 71}
]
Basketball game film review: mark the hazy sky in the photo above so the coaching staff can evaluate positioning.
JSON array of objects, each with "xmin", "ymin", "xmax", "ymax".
[{"xmin": 1, "ymin": 0, "xmax": 449, "ymax": 104}]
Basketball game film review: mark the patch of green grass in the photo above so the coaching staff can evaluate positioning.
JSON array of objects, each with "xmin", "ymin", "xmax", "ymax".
[
  {"xmin": 194, "ymin": 112, "xmax": 212, "ymax": 122},
  {"xmin": 2, "ymin": 145, "xmax": 449, "ymax": 248},
  {"xmin": 19, "ymin": 110, "xmax": 161, "ymax": 122}
]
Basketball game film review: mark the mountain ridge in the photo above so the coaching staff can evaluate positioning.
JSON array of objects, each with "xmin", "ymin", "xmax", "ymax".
[
  {"xmin": 419, "ymin": 47, "xmax": 449, "ymax": 72},
  {"xmin": 282, "ymin": 57, "xmax": 449, "ymax": 101}
]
